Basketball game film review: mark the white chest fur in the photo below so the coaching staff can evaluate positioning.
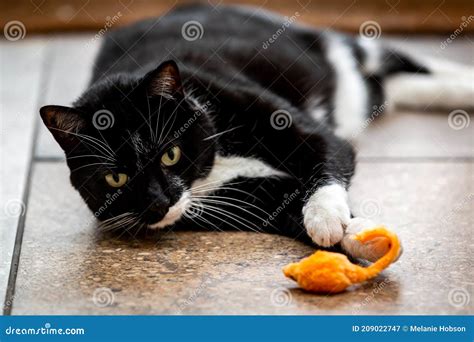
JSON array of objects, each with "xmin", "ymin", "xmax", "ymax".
[{"xmin": 191, "ymin": 155, "xmax": 289, "ymax": 194}]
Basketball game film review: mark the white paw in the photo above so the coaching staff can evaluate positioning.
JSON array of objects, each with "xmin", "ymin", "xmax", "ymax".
[
  {"xmin": 303, "ymin": 184, "xmax": 351, "ymax": 247},
  {"xmin": 341, "ymin": 217, "xmax": 402, "ymax": 262}
]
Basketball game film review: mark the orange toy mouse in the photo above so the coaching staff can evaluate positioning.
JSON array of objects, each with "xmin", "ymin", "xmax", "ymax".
[{"xmin": 283, "ymin": 227, "xmax": 400, "ymax": 293}]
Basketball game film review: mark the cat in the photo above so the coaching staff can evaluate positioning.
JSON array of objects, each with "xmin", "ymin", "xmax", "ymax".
[{"xmin": 40, "ymin": 4, "xmax": 473, "ymax": 260}]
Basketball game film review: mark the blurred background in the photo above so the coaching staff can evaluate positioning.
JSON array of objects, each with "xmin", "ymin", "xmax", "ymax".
[{"xmin": 1, "ymin": 0, "xmax": 473, "ymax": 34}]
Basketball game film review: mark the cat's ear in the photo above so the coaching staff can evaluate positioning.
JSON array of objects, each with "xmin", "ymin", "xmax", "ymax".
[
  {"xmin": 145, "ymin": 60, "xmax": 183, "ymax": 98},
  {"xmin": 40, "ymin": 105, "xmax": 86, "ymax": 152}
]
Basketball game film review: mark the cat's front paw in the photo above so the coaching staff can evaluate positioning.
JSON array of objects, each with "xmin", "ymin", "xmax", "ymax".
[
  {"xmin": 303, "ymin": 184, "xmax": 351, "ymax": 247},
  {"xmin": 341, "ymin": 217, "xmax": 403, "ymax": 262}
]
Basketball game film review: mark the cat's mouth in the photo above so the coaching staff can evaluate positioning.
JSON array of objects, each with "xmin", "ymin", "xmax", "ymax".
[{"xmin": 148, "ymin": 191, "xmax": 191, "ymax": 229}]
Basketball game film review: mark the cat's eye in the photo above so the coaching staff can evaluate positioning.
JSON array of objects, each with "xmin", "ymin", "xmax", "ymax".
[
  {"xmin": 161, "ymin": 146, "xmax": 181, "ymax": 166},
  {"xmin": 105, "ymin": 173, "xmax": 128, "ymax": 187}
]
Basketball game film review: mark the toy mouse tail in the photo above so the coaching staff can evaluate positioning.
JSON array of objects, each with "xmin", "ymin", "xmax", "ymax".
[{"xmin": 354, "ymin": 227, "xmax": 401, "ymax": 282}]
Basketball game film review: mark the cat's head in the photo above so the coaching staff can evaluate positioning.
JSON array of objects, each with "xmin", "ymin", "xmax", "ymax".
[{"xmin": 40, "ymin": 60, "xmax": 215, "ymax": 230}]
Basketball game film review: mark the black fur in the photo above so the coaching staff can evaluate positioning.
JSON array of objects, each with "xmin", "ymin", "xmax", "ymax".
[{"xmin": 40, "ymin": 4, "xmax": 424, "ymax": 241}]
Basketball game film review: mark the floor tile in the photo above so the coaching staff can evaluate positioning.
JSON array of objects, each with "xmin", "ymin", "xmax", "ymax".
[
  {"xmin": 355, "ymin": 110, "xmax": 473, "ymax": 159},
  {"xmin": 12, "ymin": 161, "xmax": 473, "ymax": 314},
  {"xmin": 0, "ymin": 38, "xmax": 47, "ymax": 309}
]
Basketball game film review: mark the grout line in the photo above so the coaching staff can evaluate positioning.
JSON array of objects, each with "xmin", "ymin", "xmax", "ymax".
[
  {"xmin": 33, "ymin": 156, "xmax": 65, "ymax": 162},
  {"xmin": 3, "ymin": 43, "xmax": 54, "ymax": 316},
  {"xmin": 357, "ymin": 156, "xmax": 474, "ymax": 163}
]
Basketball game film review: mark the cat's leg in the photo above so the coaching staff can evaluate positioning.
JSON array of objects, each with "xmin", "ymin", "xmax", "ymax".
[
  {"xmin": 246, "ymin": 107, "xmax": 358, "ymax": 247},
  {"xmin": 271, "ymin": 35, "xmax": 369, "ymax": 248},
  {"xmin": 319, "ymin": 34, "xmax": 473, "ymax": 142},
  {"xmin": 358, "ymin": 38, "xmax": 474, "ymax": 111},
  {"xmin": 281, "ymin": 129, "xmax": 357, "ymax": 248},
  {"xmin": 302, "ymin": 182, "xmax": 350, "ymax": 247}
]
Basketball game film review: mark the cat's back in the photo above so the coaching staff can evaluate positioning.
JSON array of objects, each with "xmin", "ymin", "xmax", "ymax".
[
  {"xmin": 102, "ymin": 4, "xmax": 302, "ymax": 53},
  {"xmin": 92, "ymin": 4, "xmax": 327, "ymax": 83}
]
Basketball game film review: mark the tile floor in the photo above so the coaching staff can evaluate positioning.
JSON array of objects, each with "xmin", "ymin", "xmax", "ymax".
[{"xmin": 1, "ymin": 34, "xmax": 473, "ymax": 315}]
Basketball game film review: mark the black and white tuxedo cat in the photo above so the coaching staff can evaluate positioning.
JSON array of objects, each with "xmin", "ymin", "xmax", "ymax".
[{"xmin": 40, "ymin": 4, "xmax": 473, "ymax": 261}]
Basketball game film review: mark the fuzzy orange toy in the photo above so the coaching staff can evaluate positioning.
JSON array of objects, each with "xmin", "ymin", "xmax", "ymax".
[{"xmin": 283, "ymin": 227, "xmax": 400, "ymax": 293}]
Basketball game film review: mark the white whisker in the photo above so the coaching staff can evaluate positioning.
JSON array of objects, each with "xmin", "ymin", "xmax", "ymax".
[
  {"xmin": 190, "ymin": 179, "xmax": 245, "ymax": 191},
  {"xmin": 154, "ymin": 94, "xmax": 164, "ymax": 143},
  {"xmin": 193, "ymin": 202, "xmax": 245, "ymax": 232},
  {"xmin": 203, "ymin": 125, "xmax": 243, "ymax": 141},
  {"xmin": 67, "ymin": 154, "xmax": 116, "ymax": 162},
  {"xmin": 71, "ymin": 162, "xmax": 116, "ymax": 173},
  {"xmin": 194, "ymin": 198, "xmax": 265, "ymax": 232},
  {"xmin": 146, "ymin": 93, "xmax": 155, "ymax": 142},
  {"xmin": 49, "ymin": 127, "xmax": 116, "ymax": 159},
  {"xmin": 192, "ymin": 194, "xmax": 271, "ymax": 218},
  {"xmin": 157, "ymin": 96, "xmax": 186, "ymax": 146},
  {"xmin": 186, "ymin": 204, "xmax": 224, "ymax": 232},
  {"xmin": 193, "ymin": 200, "xmax": 263, "ymax": 233}
]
